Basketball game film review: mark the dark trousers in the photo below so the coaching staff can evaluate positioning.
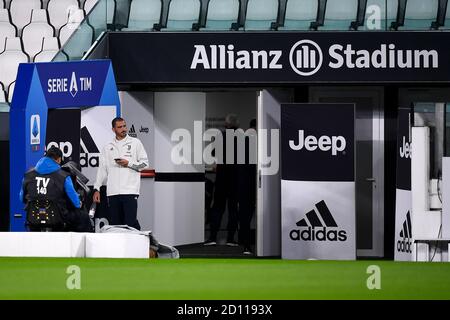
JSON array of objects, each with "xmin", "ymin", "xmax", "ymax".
[
  {"xmin": 107, "ymin": 194, "xmax": 141, "ymax": 230},
  {"xmin": 238, "ymin": 196, "xmax": 255, "ymax": 248},
  {"xmin": 64, "ymin": 208, "xmax": 93, "ymax": 232},
  {"xmin": 238, "ymin": 165, "xmax": 256, "ymax": 247},
  {"xmin": 209, "ymin": 181, "xmax": 238, "ymax": 242}
]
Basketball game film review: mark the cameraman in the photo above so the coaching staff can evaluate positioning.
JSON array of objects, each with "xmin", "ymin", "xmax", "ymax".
[{"xmin": 20, "ymin": 146, "xmax": 92, "ymax": 232}]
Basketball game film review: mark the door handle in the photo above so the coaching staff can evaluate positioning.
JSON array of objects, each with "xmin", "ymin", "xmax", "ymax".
[
  {"xmin": 258, "ymin": 169, "xmax": 262, "ymax": 188},
  {"xmin": 366, "ymin": 178, "xmax": 376, "ymax": 182}
]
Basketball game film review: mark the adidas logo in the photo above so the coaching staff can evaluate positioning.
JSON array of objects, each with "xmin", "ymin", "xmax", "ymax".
[
  {"xmin": 397, "ymin": 211, "xmax": 412, "ymax": 253},
  {"xmin": 290, "ymin": 200, "xmax": 348, "ymax": 242},
  {"xmin": 129, "ymin": 125, "xmax": 137, "ymax": 138},
  {"xmin": 80, "ymin": 126, "xmax": 100, "ymax": 168}
]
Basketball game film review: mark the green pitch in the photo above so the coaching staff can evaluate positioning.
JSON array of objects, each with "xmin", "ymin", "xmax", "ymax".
[{"xmin": 0, "ymin": 257, "xmax": 449, "ymax": 300}]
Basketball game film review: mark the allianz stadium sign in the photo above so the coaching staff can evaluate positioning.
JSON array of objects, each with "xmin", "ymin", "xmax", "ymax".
[
  {"xmin": 109, "ymin": 32, "xmax": 450, "ymax": 84},
  {"xmin": 191, "ymin": 43, "xmax": 437, "ymax": 74}
]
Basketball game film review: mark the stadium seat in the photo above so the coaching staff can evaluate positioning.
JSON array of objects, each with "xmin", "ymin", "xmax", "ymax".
[
  {"xmin": 7, "ymin": 80, "xmax": 14, "ymax": 102},
  {"xmin": 84, "ymin": 0, "xmax": 115, "ymax": 26},
  {"xmin": 22, "ymin": 9, "xmax": 53, "ymax": 60},
  {"xmin": 244, "ymin": 0, "xmax": 279, "ymax": 30},
  {"xmin": 279, "ymin": 0, "xmax": 318, "ymax": 30},
  {"xmin": 47, "ymin": 0, "xmax": 79, "ymax": 36},
  {"xmin": 0, "ymin": 83, "xmax": 6, "ymax": 103},
  {"xmin": 163, "ymin": 0, "xmax": 200, "ymax": 31},
  {"xmin": 34, "ymin": 36, "xmax": 67, "ymax": 61},
  {"xmin": 399, "ymin": 0, "xmax": 438, "ymax": 30},
  {"xmin": 9, "ymin": 0, "xmax": 41, "ymax": 35},
  {"xmin": 84, "ymin": 0, "xmax": 115, "ymax": 39},
  {"xmin": 122, "ymin": 0, "xmax": 161, "ymax": 31},
  {"xmin": 443, "ymin": 1, "xmax": 450, "ymax": 29},
  {"xmin": 59, "ymin": 8, "xmax": 93, "ymax": 60},
  {"xmin": 0, "ymin": 37, "xmax": 28, "ymax": 91},
  {"xmin": 113, "ymin": 0, "xmax": 131, "ymax": 29},
  {"xmin": 0, "ymin": 9, "xmax": 17, "ymax": 52},
  {"xmin": 362, "ymin": 0, "xmax": 398, "ymax": 30},
  {"xmin": 200, "ymin": 0, "xmax": 239, "ymax": 31},
  {"xmin": 84, "ymin": 0, "xmax": 96, "ymax": 13},
  {"xmin": 318, "ymin": 0, "xmax": 358, "ymax": 30}
]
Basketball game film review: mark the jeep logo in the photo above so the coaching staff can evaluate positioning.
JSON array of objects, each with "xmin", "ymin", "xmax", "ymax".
[
  {"xmin": 399, "ymin": 136, "xmax": 411, "ymax": 159},
  {"xmin": 289, "ymin": 130, "xmax": 346, "ymax": 156}
]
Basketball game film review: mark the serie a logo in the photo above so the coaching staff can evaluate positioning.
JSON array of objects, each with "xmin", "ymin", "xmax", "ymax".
[{"xmin": 290, "ymin": 200, "xmax": 348, "ymax": 242}]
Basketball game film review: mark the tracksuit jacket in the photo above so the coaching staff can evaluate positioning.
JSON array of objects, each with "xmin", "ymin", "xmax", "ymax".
[{"xmin": 94, "ymin": 135, "xmax": 148, "ymax": 196}]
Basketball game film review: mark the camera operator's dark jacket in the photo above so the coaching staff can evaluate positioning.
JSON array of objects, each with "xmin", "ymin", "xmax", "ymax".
[{"xmin": 20, "ymin": 157, "xmax": 81, "ymax": 214}]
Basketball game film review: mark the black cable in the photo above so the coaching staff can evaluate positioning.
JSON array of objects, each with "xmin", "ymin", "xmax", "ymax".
[
  {"xmin": 437, "ymin": 178, "xmax": 443, "ymax": 204},
  {"xmin": 430, "ymin": 224, "xmax": 443, "ymax": 262}
]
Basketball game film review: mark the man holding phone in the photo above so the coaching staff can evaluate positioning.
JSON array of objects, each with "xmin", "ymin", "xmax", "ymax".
[{"xmin": 92, "ymin": 117, "xmax": 148, "ymax": 229}]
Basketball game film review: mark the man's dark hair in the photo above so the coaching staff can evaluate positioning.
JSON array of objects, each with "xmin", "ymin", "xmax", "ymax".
[
  {"xmin": 112, "ymin": 117, "xmax": 125, "ymax": 128},
  {"xmin": 45, "ymin": 146, "xmax": 63, "ymax": 161}
]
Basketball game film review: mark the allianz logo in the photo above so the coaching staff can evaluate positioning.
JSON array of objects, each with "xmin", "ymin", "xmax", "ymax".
[
  {"xmin": 399, "ymin": 136, "xmax": 411, "ymax": 159},
  {"xmin": 289, "ymin": 130, "xmax": 346, "ymax": 156}
]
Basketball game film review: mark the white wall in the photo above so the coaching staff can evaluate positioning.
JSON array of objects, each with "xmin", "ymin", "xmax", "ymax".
[
  {"xmin": 153, "ymin": 92, "xmax": 205, "ymax": 245},
  {"xmin": 119, "ymin": 91, "xmax": 155, "ymax": 231}
]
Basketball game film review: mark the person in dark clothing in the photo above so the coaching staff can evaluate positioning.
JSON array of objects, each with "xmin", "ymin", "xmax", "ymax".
[
  {"xmin": 237, "ymin": 119, "xmax": 257, "ymax": 255},
  {"xmin": 20, "ymin": 146, "xmax": 92, "ymax": 232},
  {"xmin": 205, "ymin": 114, "xmax": 240, "ymax": 246}
]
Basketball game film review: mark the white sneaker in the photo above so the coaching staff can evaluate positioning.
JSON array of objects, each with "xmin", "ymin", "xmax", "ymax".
[{"xmin": 204, "ymin": 240, "xmax": 217, "ymax": 246}]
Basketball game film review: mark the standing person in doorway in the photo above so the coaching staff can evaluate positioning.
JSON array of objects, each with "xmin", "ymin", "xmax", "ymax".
[
  {"xmin": 205, "ymin": 114, "xmax": 240, "ymax": 246},
  {"xmin": 238, "ymin": 119, "xmax": 257, "ymax": 255},
  {"xmin": 92, "ymin": 117, "xmax": 148, "ymax": 229}
]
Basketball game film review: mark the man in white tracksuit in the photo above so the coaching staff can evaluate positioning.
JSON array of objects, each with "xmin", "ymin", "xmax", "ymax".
[{"xmin": 93, "ymin": 117, "xmax": 148, "ymax": 230}]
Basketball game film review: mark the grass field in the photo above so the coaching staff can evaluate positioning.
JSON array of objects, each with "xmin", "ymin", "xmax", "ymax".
[{"xmin": 0, "ymin": 257, "xmax": 449, "ymax": 300}]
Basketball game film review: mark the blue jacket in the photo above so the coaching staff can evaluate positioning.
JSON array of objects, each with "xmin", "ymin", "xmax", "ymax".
[{"xmin": 20, "ymin": 157, "xmax": 81, "ymax": 208}]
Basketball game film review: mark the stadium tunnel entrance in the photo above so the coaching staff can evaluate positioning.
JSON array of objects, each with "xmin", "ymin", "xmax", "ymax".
[
  {"xmin": 114, "ymin": 86, "xmax": 388, "ymax": 258},
  {"xmin": 83, "ymin": 31, "xmax": 450, "ymax": 258}
]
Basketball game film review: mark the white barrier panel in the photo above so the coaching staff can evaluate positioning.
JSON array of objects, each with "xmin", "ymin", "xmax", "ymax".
[
  {"xmin": 280, "ymin": 103, "xmax": 356, "ymax": 260},
  {"xmin": 394, "ymin": 190, "xmax": 413, "ymax": 261},
  {"xmin": 282, "ymin": 181, "xmax": 356, "ymax": 260},
  {"xmin": 442, "ymin": 158, "xmax": 450, "ymax": 238},
  {"xmin": 0, "ymin": 232, "xmax": 85, "ymax": 257},
  {"xmin": 394, "ymin": 108, "xmax": 413, "ymax": 261},
  {"xmin": 85, "ymin": 233, "xmax": 149, "ymax": 258}
]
